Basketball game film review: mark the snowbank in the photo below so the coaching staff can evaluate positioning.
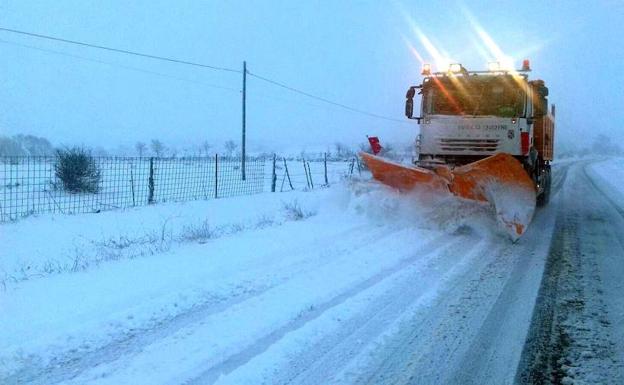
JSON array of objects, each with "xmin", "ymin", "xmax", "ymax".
[
  {"xmin": 588, "ymin": 157, "xmax": 624, "ymax": 208},
  {"xmin": 0, "ymin": 181, "xmax": 449, "ymax": 378},
  {"xmin": 0, "ymin": 190, "xmax": 325, "ymax": 285},
  {"xmin": 0, "ymin": 177, "xmax": 509, "ymax": 382}
]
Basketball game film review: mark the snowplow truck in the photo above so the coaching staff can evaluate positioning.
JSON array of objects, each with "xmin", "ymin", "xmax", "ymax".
[{"xmin": 361, "ymin": 61, "xmax": 555, "ymax": 240}]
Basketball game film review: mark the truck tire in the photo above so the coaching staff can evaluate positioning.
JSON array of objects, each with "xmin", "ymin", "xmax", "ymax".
[{"xmin": 537, "ymin": 166, "xmax": 551, "ymax": 207}]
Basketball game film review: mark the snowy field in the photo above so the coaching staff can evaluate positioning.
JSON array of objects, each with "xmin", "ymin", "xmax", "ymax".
[
  {"xmin": 1, "ymin": 158, "xmax": 623, "ymax": 384},
  {"xmin": 0, "ymin": 157, "xmax": 358, "ymax": 222}
]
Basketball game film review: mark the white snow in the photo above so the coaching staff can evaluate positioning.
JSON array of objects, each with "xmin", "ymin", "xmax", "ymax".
[
  {"xmin": 5, "ymin": 159, "xmax": 623, "ymax": 384},
  {"xmin": 481, "ymin": 180, "xmax": 536, "ymax": 241},
  {"xmin": 0, "ymin": 190, "xmax": 323, "ymax": 285},
  {"xmin": 589, "ymin": 157, "xmax": 624, "ymax": 208},
  {"xmin": 0, "ymin": 183, "xmax": 447, "ymax": 381}
]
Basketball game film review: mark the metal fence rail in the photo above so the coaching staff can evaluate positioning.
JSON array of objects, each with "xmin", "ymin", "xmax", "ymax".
[{"xmin": 0, "ymin": 156, "xmax": 265, "ymax": 222}]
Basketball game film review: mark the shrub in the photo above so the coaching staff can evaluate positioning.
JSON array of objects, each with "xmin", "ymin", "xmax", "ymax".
[
  {"xmin": 282, "ymin": 200, "xmax": 314, "ymax": 221},
  {"xmin": 55, "ymin": 147, "xmax": 101, "ymax": 193},
  {"xmin": 179, "ymin": 220, "xmax": 216, "ymax": 243}
]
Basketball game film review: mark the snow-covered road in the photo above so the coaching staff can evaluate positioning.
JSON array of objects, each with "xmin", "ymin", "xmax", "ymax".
[
  {"xmin": 2, "ymin": 158, "xmax": 623, "ymax": 384},
  {"xmin": 516, "ymin": 159, "xmax": 624, "ymax": 384}
]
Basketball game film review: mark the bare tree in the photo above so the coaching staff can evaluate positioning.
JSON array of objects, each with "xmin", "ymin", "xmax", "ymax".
[
  {"xmin": 224, "ymin": 140, "xmax": 238, "ymax": 157},
  {"xmin": 0, "ymin": 134, "xmax": 54, "ymax": 156},
  {"xmin": 334, "ymin": 142, "xmax": 354, "ymax": 159},
  {"xmin": 201, "ymin": 141, "xmax": 212, "ymax": 157},
  {"xmin": 593, "ymin": 134, "xmax": 622, "ymax": 156},
  {"xmin": 358, "ymin": 141, "xmax": 372, "ymax": 154},
  {"xmin": 14, "ymin": 134, "xmax": 55, "ymax": 156},
  {"xmin": 150, "ymin": 139, "xmax": 165, "ymax": 157},
  {"xmin": 135, "ymin": 141, "xmax": 146, "ymax": 157},
  {"xmin": 0, "ymin": 136, "xmax": 26, "ymax": 156}
]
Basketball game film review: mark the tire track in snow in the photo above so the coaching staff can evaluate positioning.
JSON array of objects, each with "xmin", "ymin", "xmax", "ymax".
[
  {"xmin": 2, "ymin": 223, "xmax": 399, "ymax": 385},
  {"xmin": 550, "ymin": 162, "xmax": 571, "ymax": 197},
  {"xmin": 182, "ymin": 232, "xmax": 462, "ymax": 385},
  {"xmin": 515, "ymin": 161, "xmax": 624, "ymax": 384},
  {"xmin": 267, "ymin": 233, "xmax": 487, "ymax": 385},
  {"xmin": 447, "ymin": 201, "xmax": 558, "ymax": 384},
  {"xmin": 353, "ymin": 241, "xmax": 510, "ymax": 385},
  {"xmin": 349, "ymin": 201, "xmax": 558, "ymax": 385}
]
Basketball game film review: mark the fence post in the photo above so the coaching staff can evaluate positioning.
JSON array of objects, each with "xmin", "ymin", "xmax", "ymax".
[
  {"xmin": 148, "ymin": 157, "xmax": 155, "ymax": 204},
  {"xmin": 307, "ymin": 162, "xmax": 314, "ymax": 189},
  {"xmin": 214, "ymin": 153, "xmax": 218, "ymax": 199},
  {"xmin": 271, "ymin": 154, "xmax": 277, "ymax": 192},
  {"xmin": 324, "ymin": 152, "xmax": 328, "ymax": 186},
  {"xmin": 283, "ymin": 159, "xmax": 293, "ymax": 190},
  {"xmin": 356, "ymin": 157, "xmax": 361, "ymax": 175},
  {"xmin": 303, "ymin": 160, "xmax": 310, "ymax": 189},
  {"xmin": 130, "ymin": 161, "xmax": 136, "ymax": 206}
]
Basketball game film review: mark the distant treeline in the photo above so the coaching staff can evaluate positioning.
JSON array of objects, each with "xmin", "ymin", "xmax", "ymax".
[
  {"xmin": 0, "ymin": 134, "xmax": 55, "ymax": 157},
  {"xmin": 0, "ymin": 133, "xmax": 416, "ymax": 161}
]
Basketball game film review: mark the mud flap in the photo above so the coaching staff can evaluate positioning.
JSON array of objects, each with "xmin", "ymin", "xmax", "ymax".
[{"xmin": 359, "ymin": 152, "xmax": 536, "ymax": 240}]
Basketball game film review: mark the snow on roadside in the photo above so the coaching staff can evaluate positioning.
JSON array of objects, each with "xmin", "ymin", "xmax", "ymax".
[
  {"xmin": 0, "ymin": 189, "xmax": 326, "ymax": 375},
  {"xmin": 588, "ymin": 157, "xmax": 624, "ymax": 208},
  {"xmin": 0, "ymin": 179, "xmax": 500, "ymax": 381},
  {"xmin": 0, "ymin": 190, "xmax": 324, "ymax": 286}
]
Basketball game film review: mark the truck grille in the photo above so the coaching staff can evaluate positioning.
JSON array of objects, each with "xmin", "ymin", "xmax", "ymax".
[{"xmin": 437, "ymin": 138, "xmax": 499, "ymax": 152}]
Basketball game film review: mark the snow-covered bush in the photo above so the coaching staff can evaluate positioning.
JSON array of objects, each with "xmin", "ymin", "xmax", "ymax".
[{"xmin": 54, "ymin": 147, "xmax": 101, "ymax": 193}]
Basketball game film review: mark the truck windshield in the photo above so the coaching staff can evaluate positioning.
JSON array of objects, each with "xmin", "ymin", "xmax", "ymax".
[{"xmin": 424, "ymin": 75, "xmax": 526, "ymax": 117}]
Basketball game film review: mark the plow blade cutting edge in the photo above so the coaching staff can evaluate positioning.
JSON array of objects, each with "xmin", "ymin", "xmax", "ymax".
[{"xmin": 360, "ymin": 152, "xmax": 536, "ymax": 240}]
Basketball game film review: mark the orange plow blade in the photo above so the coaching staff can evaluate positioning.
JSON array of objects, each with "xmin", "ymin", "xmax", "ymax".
[
  {"xmin": 360, "ymin": 152, "xmax": 536, "ymax": 240},
  {"xmin": 360, "ymin": 153, "xmax": 449, "ymax": 195}
]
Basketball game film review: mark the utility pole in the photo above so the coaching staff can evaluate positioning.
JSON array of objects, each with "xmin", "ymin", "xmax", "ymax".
[{"xmin": 241, "ymin": 61, "xmax": 247, "ymax": 180}]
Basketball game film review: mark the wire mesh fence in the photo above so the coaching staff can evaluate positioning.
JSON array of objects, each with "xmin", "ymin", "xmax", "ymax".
[
  {"xmin": 0, "ymin": 154, "xmax": 363, "ymax": 222},
  {"xmin": 0, "ymin": 156, "xmax": 267, "ymax": 222},
  {"xmin": 271, "ymin": 156, "xmax": 363, "ymax": 192}
]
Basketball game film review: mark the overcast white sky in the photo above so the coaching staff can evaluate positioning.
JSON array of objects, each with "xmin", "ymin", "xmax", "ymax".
[{"xmin": 0, "ymin": 0, "xmax": 622, "ymax": 153}]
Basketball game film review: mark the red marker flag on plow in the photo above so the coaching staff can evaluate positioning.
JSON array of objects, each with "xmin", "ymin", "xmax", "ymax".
[{"xmin": 367, "ymin": 136, "xmax": 382, "ymax": 155}]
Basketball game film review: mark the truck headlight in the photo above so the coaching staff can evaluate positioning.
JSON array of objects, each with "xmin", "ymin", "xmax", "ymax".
[{"xmin": 449, "ymin": 63, "xmax": 462, "ymax": 73}]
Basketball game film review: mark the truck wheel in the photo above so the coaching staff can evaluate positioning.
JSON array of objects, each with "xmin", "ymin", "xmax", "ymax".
[{"xmin": 537, "ymin": 166, "xmax": 551, "ymax": 207}]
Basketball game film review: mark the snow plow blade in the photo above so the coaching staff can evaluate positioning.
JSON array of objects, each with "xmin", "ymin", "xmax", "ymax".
[{"xmin": 360, "ymin": 152, "xmax": 536, "ymax": 240}]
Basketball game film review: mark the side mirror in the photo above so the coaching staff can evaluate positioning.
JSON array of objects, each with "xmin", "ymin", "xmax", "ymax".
[
  {"xmin": 405, "ymin": 86, "xmax": 424, "ymax": 121},
  {"xmin": 405, "ymin": 98, "xmax": 414, "ymax": 119},
  {"xmin": 405, "ymin": 86, "xmax": 417, "ymax": 119}
]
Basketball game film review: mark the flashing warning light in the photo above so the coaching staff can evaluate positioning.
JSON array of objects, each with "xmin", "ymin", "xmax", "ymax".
[
  {"xmin": 449, "ymin": 63, "xmax": 462, "ymax": 73},
  {"xmin": 522, "ymin": 59, "xmax": 531, "ymax": 71},
  {"xmin": 521, "ymin": 132, "xmax": 530, "ymax": 155},
  {"xmin": 421, "ymin": 63, "xmax": 431, "ymax": 75},
  {"xmin": 488, "ymin": 61, "xmax": 500, "ymax": 72}
]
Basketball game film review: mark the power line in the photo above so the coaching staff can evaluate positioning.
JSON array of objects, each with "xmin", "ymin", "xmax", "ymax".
[
  {"xmin": 0, "ymin": 25, "xmax": 407, "ymax": 125},
  {"xmin": 0, "ymin": 39, "xmax": 241, "ymax": 93},
  {"xmin": 0, "ymin": 26, "xmax": 241, "ymax": 74},
  {"xmin": 247, "ymin": 71, "xmax": 409, "ymax": 124}
]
